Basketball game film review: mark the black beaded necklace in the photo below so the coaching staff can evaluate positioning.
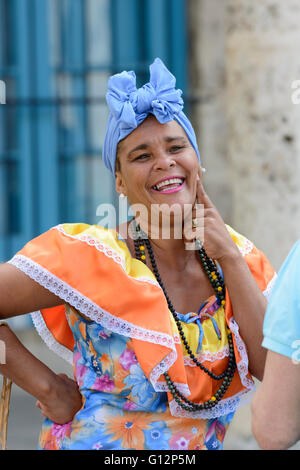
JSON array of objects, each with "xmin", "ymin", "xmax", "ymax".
[{"xmin": 133, "ymin": 223, "xmax": 236, "ymax": 412}]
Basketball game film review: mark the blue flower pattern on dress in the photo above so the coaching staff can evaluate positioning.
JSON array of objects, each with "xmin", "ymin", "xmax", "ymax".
[{"xmin": 38, "ymin": 306, "xmax": 235, "ymax": 450}]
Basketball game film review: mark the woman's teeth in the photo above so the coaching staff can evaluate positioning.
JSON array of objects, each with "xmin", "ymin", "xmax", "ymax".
[{"xmin": 152, "ymin": 178, "xmax": 184, "ymax": 191}]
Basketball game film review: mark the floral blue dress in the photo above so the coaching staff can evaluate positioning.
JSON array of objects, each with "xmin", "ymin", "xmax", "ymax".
[{"xmin": 38, "ymin": 304, "xmax": 235, "ymax": 450}]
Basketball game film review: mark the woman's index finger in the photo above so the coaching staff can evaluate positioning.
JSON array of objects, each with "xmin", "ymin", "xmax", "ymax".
[{"xmin": 196, "ymin": 177, "xmax": 213, "ymax": 208}]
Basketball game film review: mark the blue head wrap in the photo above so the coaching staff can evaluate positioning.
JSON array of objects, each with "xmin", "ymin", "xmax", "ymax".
[{"xmin": 103, "ymin": 58, "xmax": 200, "ymax": 173}]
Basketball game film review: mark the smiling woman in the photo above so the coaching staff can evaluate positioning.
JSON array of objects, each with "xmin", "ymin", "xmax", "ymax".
[{"xmin": 0, "ymin": 58, "xmax": 276, "ymax": 451}]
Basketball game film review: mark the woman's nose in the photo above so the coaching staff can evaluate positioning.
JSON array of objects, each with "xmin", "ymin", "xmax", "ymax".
[{"xmin": 153, "ymin": 151, "xmax": 176, "ymax": 171}]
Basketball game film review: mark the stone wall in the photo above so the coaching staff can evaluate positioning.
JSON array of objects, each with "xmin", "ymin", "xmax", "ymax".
[
  {"xmin": 188, "ymin": 0, "xmax": 300, "ymax": 270},
  {"xmin": 188, "ymin": 0, "xmax": 232, "ymax": 225}
]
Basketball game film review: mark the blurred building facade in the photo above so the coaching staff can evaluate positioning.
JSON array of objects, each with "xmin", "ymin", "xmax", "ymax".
[{"xmin": 188, "ymin": 0, "xmax": 300, "ymax": 271}]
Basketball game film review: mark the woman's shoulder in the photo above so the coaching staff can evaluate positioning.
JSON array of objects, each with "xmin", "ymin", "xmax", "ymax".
[{"xmin": 14, "ymin": 222, "xmax": 130, "ymax": 273}]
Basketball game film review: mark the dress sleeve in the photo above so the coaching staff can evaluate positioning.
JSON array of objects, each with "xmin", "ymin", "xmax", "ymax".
[
  {"xmin": 226, "ymin": 224, "xmax": 276, "ymax": 301},
  {"xmin": 262, "ymin": 239, "xmax": 300, "ymax": 359}
]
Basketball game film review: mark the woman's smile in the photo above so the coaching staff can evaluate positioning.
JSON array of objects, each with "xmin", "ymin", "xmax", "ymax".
[{"xmin": 151, "ymin": 176, "xmax": 186, "ymax": 193}]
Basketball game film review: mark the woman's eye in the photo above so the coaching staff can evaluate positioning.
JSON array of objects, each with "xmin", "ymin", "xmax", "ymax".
[
  {"xmin": 135, "ymin": 154, "xmax": 149, "ymax": 161},
  {"xmin": 170, "ymin": 146, "xmax": 184, "ymax": 152}
]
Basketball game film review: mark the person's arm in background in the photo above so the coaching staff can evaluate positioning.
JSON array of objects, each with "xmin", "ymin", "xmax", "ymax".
[
  {"xmin": 251, "ymin": 240, "xmax": 300, "ymax": 449},
  {"xmin": 0, "ymin": 263, "xmax": 82, "ymax": 423},
  {"xmin": 252, "ymin": 350, "xmax": 300, "ymax": 449}
]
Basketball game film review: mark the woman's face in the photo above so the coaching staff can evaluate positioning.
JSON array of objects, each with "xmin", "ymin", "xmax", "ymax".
[{"xmin": 115, "ymin": 115, "xmax": 201, "ymax": 229}]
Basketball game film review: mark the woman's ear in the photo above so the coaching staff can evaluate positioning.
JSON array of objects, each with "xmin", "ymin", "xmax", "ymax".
[
  {"xmin": 197, "ymin": 165, "xmax": 206, "ymax": 182},
  {"xmin": 115, "ymin": 172, "xmax": 127, "ymax": 197}
]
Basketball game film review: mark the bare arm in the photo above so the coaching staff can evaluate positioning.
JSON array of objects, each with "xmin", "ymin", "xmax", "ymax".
[
  {"xmin": 219, "ymin": 251, "xmax": 267, "ymax": 381},
  {"xmin": 190, "ymin": 178, "xmax": 268, "ymax": 381},
  {"xmin": 0, "ymin": 263, "xmax": 62, "ymax": 319},
  {"xmin": 0, "ymin": 263, "xmax": 82, "ymax": 423},
  {"xmin": 0, "ymin": 324, "xmax": 82, "ymax": 423},
  {"xmin": 251, "ymin": 350, "xmax": 300, "ymax": 449}
]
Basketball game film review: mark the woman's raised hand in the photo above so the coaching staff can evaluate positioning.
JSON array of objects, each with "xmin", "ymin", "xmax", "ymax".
[
  {"xmin": 36, "ymin": 373, "xmax": 82, "ymax": 425},
  {"xmin": 184, "ymin": 174, "xmax": 240, "ymax": 264}
]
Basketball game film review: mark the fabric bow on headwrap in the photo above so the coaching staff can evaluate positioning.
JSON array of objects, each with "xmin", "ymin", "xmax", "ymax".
[{"xmin": 103, "ymin": 58, "xmax": 200, "ymax": 173}]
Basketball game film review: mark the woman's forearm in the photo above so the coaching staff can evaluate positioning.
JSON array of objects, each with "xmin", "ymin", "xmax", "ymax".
[
  {"xmin": 0, "ymin": 324, "xmax": 59, "ymax": 402},
  {"xmin": 219, "ymin": 250, "xmax": 268, "ymax": 380}
]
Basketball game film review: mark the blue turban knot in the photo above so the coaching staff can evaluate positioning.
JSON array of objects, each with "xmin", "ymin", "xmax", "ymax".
[{"xmin": 103, "ymin": 58, "xmax": 200, "ymax": 174}]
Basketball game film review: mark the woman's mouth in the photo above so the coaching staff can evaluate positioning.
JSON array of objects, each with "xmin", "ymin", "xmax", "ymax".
[{"xmin": 151, "ymin": 177, "xmax": 185, "ymax": 194}]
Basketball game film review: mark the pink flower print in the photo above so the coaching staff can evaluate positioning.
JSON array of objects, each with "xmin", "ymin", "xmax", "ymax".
[
  {"xmin": 93, "ymin": 442, "xmax": 103, "ymax": 450},
  {"xmin": 94, "ymin": 373, "xmax": 115, "ymax": 392},
  {"xmin": 123, "ymin": 400, "xmax": 138, "ymax": 411},
  {"xmin": 119, "ymin": 349, "xmax": 138, "ymax": 371},
  {"xmin": 170, "ymin": 432, "xmax": 193, "ymax": 450},
  {"xmin": 205, "ymin": 298, "xmax": 220, "ymax": 315},
  {"xmin": 74, "ymin": 352, "xmax": 88, "ymax": 387},
  {"xmin": 99, "ymin": 329, "xmax": 111, "ymax": 339},
  {"xmin": 51, "ymin": 422, "xmax": 72, "ymax": 440}
]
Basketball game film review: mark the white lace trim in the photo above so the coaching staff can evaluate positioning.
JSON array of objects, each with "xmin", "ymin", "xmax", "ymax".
[
  {"xmin": 154, "ymin": 379, "xmax": 191, "ymax": 397},
  {"xmin": 262, "ymin": 273, "xmax": 277, "ymax": 301},
  {"xmin": 8, "ymin": 254, "xmax": 179, "ymax": 393},
  {"xmin": 31, "ymin": 310, "xmax": 73, "ymax": 364},
  {"xmin": 173, "ymin": 334, "xmax": 181, "ymax": 344},
  {"xmin": 184, "ymin": 345, "xmax": 229, "ymax": 366},
  {"xmin": 229, "ymin": 317, "xmax": 255, "ymax": 390},
  {"xmin": 237, "ymin": 238, "xmax": 254, "ymax": 257},
  {"xmin": 169, "ymin": 388, "xmax": 255, "ymax": 419},
  {"xmin": 135, "ymin": 277, "xmax": 161, "ymax": 289}
]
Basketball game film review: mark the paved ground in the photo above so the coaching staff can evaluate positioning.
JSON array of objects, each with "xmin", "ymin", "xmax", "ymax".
[{"xmin": 2, "ymin": 329, "xmax": 300, "ymax": 451}]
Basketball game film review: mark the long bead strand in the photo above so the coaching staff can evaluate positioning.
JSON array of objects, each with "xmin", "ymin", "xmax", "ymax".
[{"xmin": 133, "ymin": 224, "xmax": 236, "ymax": 411}]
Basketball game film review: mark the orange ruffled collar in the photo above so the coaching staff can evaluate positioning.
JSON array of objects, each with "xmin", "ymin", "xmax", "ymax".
[{"xmin": 8, "ymin": 223, "xmax": 275, "ymax": 418}]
